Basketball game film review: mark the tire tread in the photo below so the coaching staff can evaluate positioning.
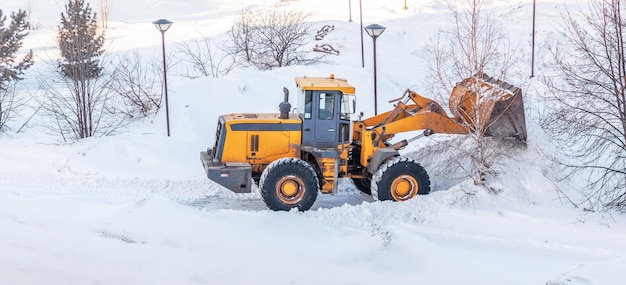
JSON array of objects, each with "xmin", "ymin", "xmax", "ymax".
[
  {"xmin": 371, "ymin": 157, "xmax": 431, "ymax": 201},
  {"xmin": 259, "ymin": 158, "xmax": 319, "ymax": 211}
]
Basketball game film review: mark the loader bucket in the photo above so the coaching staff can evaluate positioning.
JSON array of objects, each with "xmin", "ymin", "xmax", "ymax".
[{"xmin": 449, "ymin": 74, "xmax": 527, "ymax": 142}]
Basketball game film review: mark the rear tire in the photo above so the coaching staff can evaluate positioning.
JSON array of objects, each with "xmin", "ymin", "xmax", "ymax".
[
  {"xmin": 351, "ymin": 175, "xmax": 372, "ymax": 195},
  {"xmin": 259, "ymin": 158, "xmax": 319, "ymax": 211},
  {"xmin": 371, "ymin": 157, "xmax": 430, "ymax": 201}
]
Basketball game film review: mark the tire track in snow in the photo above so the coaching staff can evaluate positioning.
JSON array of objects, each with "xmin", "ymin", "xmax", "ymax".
[
  {"xmin": 2, "ymin": 173, "xmax": 233, "ymax": 203},
  {"xmin": 0, "ymin": 173, "xmax": 371, "ymax": 211}
]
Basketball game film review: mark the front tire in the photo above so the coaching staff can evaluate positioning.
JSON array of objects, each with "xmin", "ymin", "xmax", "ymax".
[
  {"xmin": 259, "ymin": 158, "xmax": 319, "ymax": 211},
  {"xmin": 371, "ymin": 157, "xmax": 431, "ymax": 201}
]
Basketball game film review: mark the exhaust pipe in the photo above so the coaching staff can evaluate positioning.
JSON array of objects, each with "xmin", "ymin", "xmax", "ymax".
[{"xmin": 279, "ymin": 87, "xmax": 291, "ymax": 119}]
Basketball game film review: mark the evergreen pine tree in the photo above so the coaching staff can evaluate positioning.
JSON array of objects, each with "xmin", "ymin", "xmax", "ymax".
[
  {"xmin": 57, "ymin": 0, "xmax": 104, "ymax": 80},
  {"xmin": 51, "ymin": 0, "xmax": 106, "ymax": 139},
  {"xmin": 0, "ymin": 9, "xmax": 33, "ymax": 91}
]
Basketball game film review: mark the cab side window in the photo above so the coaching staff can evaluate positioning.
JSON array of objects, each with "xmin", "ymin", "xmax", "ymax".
[
  {"xmin": 304, "ymin": 91, "xmax": 313, "ymax": 119},
  {"xmin": 318, "ymin": 92, "xmax": 335, "ymax": 120}
]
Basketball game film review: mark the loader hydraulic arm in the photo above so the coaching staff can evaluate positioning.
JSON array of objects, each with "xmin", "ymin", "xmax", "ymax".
[
  {"xmin": 355, "ymin": 74, "xmax": 527, "ymax": 145},
  {"xmin": 352, "ymin": 89, "xmax": 469, "ymax": 169},
  {"xmin": 353, "ymin": 89, "xmax": 468, "ymax": 143}
]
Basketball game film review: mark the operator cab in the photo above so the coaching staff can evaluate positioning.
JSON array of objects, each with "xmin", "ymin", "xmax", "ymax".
[{"xmin": 295, "ymin": 75, "xmax": 356, "ymax": 148}]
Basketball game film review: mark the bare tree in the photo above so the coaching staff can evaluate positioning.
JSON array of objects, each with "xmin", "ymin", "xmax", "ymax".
[
  {"xmin": 229, "ymin": 9, "xmax": 255, "ymax": 65},
  {"xmin": 541, "ymin": 0, "xmax": 626, "ymax": 211},
  {"xmin": 24, "ymin": 1, "xmax": 39, "ymax": 30},
  {"xmin": 423, "ymin": 0, "xmax": 519, "ymax": 187},
  {"xmin": 99, "ymin": 0, "xmax": 110, "ymax": 29},
  {"xmin": 176, "ymin": 35, "xmax": 236, "ymax": 78},
  {"xmin": 109, "ymin": 51, "xmax": 162, "ymax": 117},
  {"xmin": 228, "ymin": 8, "xmax": 324, "ymax": 70}
]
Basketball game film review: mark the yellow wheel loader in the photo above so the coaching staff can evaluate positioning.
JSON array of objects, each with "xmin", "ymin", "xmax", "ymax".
[{"xmin": 200, "ymin": 74, "xmax": 526, "ymax": 211}]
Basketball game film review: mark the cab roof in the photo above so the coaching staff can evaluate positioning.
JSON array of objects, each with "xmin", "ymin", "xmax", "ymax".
[{"xmin": 295, "ymin": 75, "xmax": 355, "ymax": 95}]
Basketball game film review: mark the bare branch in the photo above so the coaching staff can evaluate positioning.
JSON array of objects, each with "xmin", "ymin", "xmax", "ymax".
[
  {"xmin": 175, "ymin": 35, "xmax": 236, "ymax": 78},
  {"xmin": 541, "ymin": 0, "xmax": 626, "ymax": 211},
  {"xmin": 228, "ymin": 7, "xmax": 325, "ymax": 70}
]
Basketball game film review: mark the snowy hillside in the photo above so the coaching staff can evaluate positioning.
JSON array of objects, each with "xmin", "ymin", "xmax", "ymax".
[{"xmin": 1, "ymin": 0, "xmax": 625, "ymax": 284}]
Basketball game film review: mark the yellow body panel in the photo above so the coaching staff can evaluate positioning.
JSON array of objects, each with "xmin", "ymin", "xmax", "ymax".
[{"xmin": 220, "ymin": 113, "xmax": 301, "ymax": 167}]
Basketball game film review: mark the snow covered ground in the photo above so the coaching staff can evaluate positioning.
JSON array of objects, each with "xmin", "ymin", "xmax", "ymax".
[{"xmin": 1, "ymin": 0, "xmax": 625, "ymax": 284}]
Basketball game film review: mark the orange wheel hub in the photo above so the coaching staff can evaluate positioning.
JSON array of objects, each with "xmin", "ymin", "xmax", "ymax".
[
  {"xmin": 276, "ymin": 176, "xmax": 305, "ymax": 205},
  {"xmin": 390, "ymin": 175, "xmax": 418, "ymax": 201}
]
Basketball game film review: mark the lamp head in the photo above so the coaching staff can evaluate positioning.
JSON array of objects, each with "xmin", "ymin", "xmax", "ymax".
[
  {"xmin": 153, "ymin": 19, "xmax": 173, "ymax": 33},
  {"xmin": 364, "ymin": 23, "xmax": 386, "ymax": 39}
]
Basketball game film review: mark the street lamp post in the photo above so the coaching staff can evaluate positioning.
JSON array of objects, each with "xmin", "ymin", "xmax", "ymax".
[
  {"xmin": 531, "ymin": 0, "xmax": 536, "ymax": 78},
  {"xmin": 348, "ymin": 0, "xmax": 352, "ymax": 22},
  {"xmin": 365, "ymin": 24, "xmax": 386, "ymax": 116},
  {"xmin": 359, "ymin": 0, "xmax": 364, "ymax": 68},
  {"xmin": 153, "ymin": 19, "xmax": 173, "ymax": 137}
]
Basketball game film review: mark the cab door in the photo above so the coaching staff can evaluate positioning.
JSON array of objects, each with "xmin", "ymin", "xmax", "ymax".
[
  {"xmin": 314, "ymin": 92, "xmax": 338, "ymax": 146},
  {"xmin": 301, "ymin": 91, "xmax": 347, "ymax": 148}
]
